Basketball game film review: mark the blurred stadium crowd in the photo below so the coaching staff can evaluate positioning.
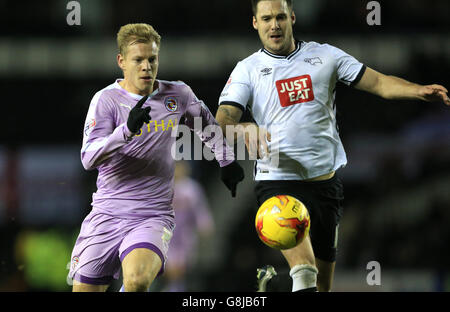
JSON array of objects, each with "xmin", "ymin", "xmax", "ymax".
[{"xmin": 0, "ymin": 0, "xmax": 449, "ymax": 291}]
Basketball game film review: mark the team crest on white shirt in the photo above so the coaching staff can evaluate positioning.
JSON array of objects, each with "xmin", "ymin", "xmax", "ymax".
[
  {"xmin": 304, "ymin": 57, "xmax": 323, "ymax": 66},
  {"xmin": 164, "ymin": 97, "xmax": 178, "ymax": 112}
]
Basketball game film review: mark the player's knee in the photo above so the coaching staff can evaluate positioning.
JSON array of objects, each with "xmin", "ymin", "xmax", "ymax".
[{"xmin": 123, "ymin": 273, "xmax": 152, "ymax": 292}]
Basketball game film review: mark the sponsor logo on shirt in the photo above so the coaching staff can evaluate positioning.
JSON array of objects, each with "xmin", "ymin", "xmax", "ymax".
[
  {"xmin": 135, "ymin": 118, "xmax": 178, "ymax": 136},
  {"xmin": 304, "ymin": 57, "xmax": 323, "ymax": 66},
  {"xmin": 276, "ymin": 75, "xmax": 315, "ymax": 107},
  {"xmin": 165, "ymin": 97, "xmax": 178, "ymax": 112}
]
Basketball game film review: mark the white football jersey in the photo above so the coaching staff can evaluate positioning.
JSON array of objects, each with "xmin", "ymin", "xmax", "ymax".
[{"xmin": 219, "ymin": 40, "xmax": 365, "ymax": 180}]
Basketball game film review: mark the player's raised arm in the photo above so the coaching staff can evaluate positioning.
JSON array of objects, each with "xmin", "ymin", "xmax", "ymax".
[
  {"xmin": 126, "ymin": 95, "xmax": 151, "ymax": 133},
  {"xmin": 354, "ymin": 66, "xmax": 450, "ymax": 105},
  {"xmin": 81, "ymin": 95, "xmax": 150, "ymax": 170}
]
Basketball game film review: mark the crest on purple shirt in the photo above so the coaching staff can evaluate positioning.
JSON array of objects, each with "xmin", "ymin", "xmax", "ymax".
[{"xmin": 164, "ymin": 97, "xmax": 178, "ymax": 112}]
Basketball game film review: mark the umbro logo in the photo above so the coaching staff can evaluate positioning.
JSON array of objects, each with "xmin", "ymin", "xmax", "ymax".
[
  {"xmin": 261, "ymin": 67, "xmax": 273, "ymax": 76},
  {"xmin": 304, "ymin": 57, "xmax": 323, "ymax": 66}
]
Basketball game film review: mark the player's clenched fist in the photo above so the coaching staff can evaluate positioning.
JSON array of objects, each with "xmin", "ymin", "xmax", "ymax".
[
  {"xmin": 220, "ymin": 161, "xmax": 245, "ymax": 197},
  {"xmin": 127, "ymin": 95, "xmax": 151, "ymax": 133}
]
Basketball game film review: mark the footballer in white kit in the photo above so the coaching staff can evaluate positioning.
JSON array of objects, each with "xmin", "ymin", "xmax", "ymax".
[
  {"xmin": 219, "ymin": 39, "xmax": 358, "ymax": 291},
  {"xmin": 219, "ymin": 40, "xmax": 365, "ymax": 181},
  {"xmin": 216, "ymin": 0, "xmax": 450, "ymax": 292}
]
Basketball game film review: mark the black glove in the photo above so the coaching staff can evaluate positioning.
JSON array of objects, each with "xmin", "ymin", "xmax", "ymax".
[
  {"xmin": 127, "ymin": 95, "xmax": 151, "ymax": 133},
  {"xmin": 220, "ymin": 161, "xmax": 245, "ymax": 197}
]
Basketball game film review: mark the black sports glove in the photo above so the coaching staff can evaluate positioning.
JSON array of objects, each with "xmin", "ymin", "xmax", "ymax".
[
  {"xmin": 220, "ymin": 161, "xmax": 245, "ymax": 197},
  {"xmin": 127, "ymin": 95, "xmax": 151, "ymax": 134}
]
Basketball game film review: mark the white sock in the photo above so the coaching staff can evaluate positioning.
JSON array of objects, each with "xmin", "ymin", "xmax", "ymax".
[{"xmin": 289, "ymin": 264, "xmax": 318, "ymax": 292}]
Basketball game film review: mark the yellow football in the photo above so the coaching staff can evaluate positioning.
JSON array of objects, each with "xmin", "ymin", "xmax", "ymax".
[{"xmin": 255, "ymin": 195, "xmax": 310, "ymax": 250}]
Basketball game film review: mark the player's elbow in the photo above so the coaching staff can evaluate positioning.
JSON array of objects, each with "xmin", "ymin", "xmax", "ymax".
[
  {"xmin": 81, "ymin": 155, "xmax": 96, "ymax": 171},
  {"xmin": 81, "ymin": 161, "xmax": 94, "ymax": 171},
  {"xmin": 214, "ymin": 112, "xmax": 229, "ymax": 127}
]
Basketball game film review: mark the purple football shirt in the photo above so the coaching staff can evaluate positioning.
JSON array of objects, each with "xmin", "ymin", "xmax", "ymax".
[{"xmin": 81, "ymin": 79, "xmax": 234, "ymax": 218}]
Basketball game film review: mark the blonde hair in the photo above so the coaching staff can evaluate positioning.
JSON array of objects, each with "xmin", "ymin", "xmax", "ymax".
[{"xmin": 117, "ymin": 23, "xmax": 161, "ymax": 56}]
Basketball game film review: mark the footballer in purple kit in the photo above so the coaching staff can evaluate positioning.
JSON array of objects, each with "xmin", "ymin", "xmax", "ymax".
[{"xmin": 68, "ymin": 23, "xmax": 244, "ymax": 292}]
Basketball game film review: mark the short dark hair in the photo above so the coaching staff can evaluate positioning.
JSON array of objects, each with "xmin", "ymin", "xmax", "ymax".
[{"xmin": 251, "ymin": 0, "xmax": 293, "ymax": 15}]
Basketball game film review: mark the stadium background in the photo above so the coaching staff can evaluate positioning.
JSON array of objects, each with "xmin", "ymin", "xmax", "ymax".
[{"xmin": 0, "ymin": 0, "xmax": 449, "ymax": 291}]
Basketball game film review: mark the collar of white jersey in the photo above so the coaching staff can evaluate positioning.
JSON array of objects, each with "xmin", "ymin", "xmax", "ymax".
[{"xmin": 261, "ymin": 39, "xmax": 303, "ymax": 60}]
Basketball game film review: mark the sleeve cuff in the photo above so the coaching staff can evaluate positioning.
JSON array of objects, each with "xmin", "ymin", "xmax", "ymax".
[
  {"xmin": 350, "ymin": 65, "xmax": 367, "ymax": 87},
  {"xmin": 219, "ymin": 101, "xmax": 246, "ymax": 113}
]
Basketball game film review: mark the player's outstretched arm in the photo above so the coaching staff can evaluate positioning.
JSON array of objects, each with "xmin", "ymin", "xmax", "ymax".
[
  {"xmin": 355, "ymin": 67, "xmax": 450, "ymax": 105},
  {"xmin": 216, "ymin": 104, "xmax": 271, "ymax": 159}
]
